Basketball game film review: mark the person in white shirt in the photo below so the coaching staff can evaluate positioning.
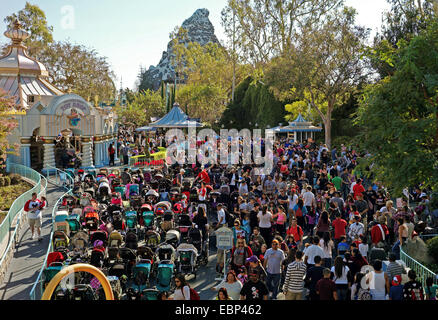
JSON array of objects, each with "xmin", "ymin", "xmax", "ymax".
[
  {"xmin": 217, "ymin": 203, "xmax": 226, "ymax": 226},
  {"xmin": 348, "ymin": 216, "xmax": 365, "ymax": 241},
  {"xmin": 304, "ymin": 236, "xmax": 325, "ymax": 267},
  {"xmin": 302, "ymin": 186, "xmax": 315, "ymax": 209}
]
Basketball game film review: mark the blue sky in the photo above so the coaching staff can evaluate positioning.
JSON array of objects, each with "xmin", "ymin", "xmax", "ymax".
[{"xmin": 0, "ymin": 0, "xmax": 390, "ymax": 90}]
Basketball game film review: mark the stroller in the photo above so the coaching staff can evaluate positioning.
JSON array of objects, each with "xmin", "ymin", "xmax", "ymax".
[
  {"xmin": 145, "ymin": 230, "xmax": 161, "ymax": 251},
  {"xmin": 141, "ymin": 205, "xmax": 155, "ymax": 230},
  {"xmin": 53, "ymin": 231, "xmax": 69, "ymax": 251},
  {"xmin": 177, "ymin": 214, "xmax": 193, "ymax": 243},
  {"xmin": 156, "ymin": 243, "xmax": 176, "ymax": 264},
  {"xmin": 155, "ymin": 261, "xmax": 174, "ymax": 293},
  {"xmin": 66, "ymin": 214, "xmax": 81, "ymax": 234},
  {"xmin": 129, "ymin": 195, "xmax": 143, "ymax": 211},
  {"xmin": 130, "ymin": 260, "xmax": 153, "ymax": 292},
  {"xmin": 164, "ymin": 229, "xmax": 181, "ymax": 248},
  {"xmin": 71, "ymin": 231, "xmax": 89, "ymax": 254},
  {"xmin": 98, "ymin": 179, "xmax": 111, "ymax": 202},
  {"xmin": 80, "ymin": 193, "xmax": 92, "ymax": 207},
  {"xmin": 54, "ymin": 211, "xmax": 70, "ymax": 237},
  {"xmin": 90, "ymin": 230, "xmax": 108, "ymax": 248},
  {"xmin": 188, "ymin": 227, "xmax": 208, "ymax": 266},
  {"xmin": 108, "ymin": 231, "xmax": 123, "ymax": 247},
  {"xmin": 125, "ymin": 231, "xmax": 138, "ymax": 250},
  {"xmin": 43, "ymin": 262, "xmax": 64, "ymax": 288},
  {"xmin": 85, "ymin": 211, "xmax": 100, "ymax": 232},
  {"xmin": 161, "ymin": 210, "xmax": 174, "ymax": 233},
  {"xmin": 175, "ymin": 243, "xmax": 199, "ymax": 278},
  {"xmin": 125, "ymin": 211, "xmax": 138, "ymax": 233}
]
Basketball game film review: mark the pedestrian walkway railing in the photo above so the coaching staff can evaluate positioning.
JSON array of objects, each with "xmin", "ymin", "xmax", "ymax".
[
  {"xmin": 400, "ymin": 238, "xmax": 438, "ymax": 286},
  {"xmin": 29, "ymin": 166, "xmax": 73, "ymax": 300},
  {"xmin": 0, "ymin": 163, "xmax": 47, "ymax": 285}
]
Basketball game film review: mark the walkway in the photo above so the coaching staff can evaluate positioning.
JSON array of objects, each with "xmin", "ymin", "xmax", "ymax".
[{"xmin": 0, "ymin": 182, "xmax": 64, "ymax": 300}]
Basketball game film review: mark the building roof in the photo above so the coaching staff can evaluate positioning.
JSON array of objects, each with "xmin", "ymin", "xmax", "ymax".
[
  {"xmin": 273, "ymin": 114, "xmax": 323, "ymax": 133},
  {"xmin": 149, "ymin": 104, "xmax": 202, "ymax": 128},
  {"xmin": 0, "ymin": 19, "xmax": 63, "ymax": 110}
]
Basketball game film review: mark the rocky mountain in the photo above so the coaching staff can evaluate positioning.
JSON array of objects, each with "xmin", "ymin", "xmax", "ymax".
[{"xmin": 140, "ymin": 8, "xmax": 220, "ymax": 91}]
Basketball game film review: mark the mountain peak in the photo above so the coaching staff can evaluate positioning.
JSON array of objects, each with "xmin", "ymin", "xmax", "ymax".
[{"xmin": 140, "ymin": 8, "xmax": 220, "ymax": 91}]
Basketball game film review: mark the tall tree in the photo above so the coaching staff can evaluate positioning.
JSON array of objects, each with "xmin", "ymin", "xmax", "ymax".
[
  {"xmin": 4, "ymin": 2, "xmax": 53, "ymax": 58},
  {"xmin": 370, "ymin": 0, "xmax": 437, "ymax": 78},
  {"xmin": 114, "ymin": 90, "xmax": 165, "ymax": 127},
  {"xmin": 265, "ymin": 6, "xmax": 369, "ymax": 148},
  {"xmin": 221, "ymin": 0, "xmax": 343, "ymax": 67},
  {"xmin": 39, "ymin": 41, "xmax": 116, "ymax": 102},
  {"xmin": 355, "ymin": 20, "xmax": 438, "ymax": 194},
  {"xmin": 0, "ymin": 89, "xmax": 19, "ymax": 161}
]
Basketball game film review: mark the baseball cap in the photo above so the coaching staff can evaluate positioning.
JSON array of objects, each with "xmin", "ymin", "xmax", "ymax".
[{"xmin": 246, "ymin": 255, "xmax": 259, "ymax": 263}]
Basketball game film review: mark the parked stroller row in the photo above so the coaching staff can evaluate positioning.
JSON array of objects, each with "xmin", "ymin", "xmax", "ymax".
[{"xmin": 43, "ymin": 167, "xmax": 210, "ymax": 300}]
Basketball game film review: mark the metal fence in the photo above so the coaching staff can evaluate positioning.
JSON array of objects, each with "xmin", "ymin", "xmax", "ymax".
[
  {"xmin": 0, "ymin": 163, "xmax": 47, "ymax": 284},
  {"xmin": 400, "ymin": 236, "xmax": 438, "ymax": 286},
  {"xmin": 29, "ymin": 166, "xmax": 73, "ymax": 300}
]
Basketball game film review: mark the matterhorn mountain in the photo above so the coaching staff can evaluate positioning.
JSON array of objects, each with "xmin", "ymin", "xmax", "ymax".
[{"xmin": 140, "ymin": 8, "xmax": 220, "ymax": 91}]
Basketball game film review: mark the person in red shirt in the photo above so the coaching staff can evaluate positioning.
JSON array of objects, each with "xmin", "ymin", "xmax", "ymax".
[
  {"xmin": 286, "ymin": 218, "xmax": 304, "ymax": 249},
  {"xmin": 370, "ymin": 216, "xmax": 389, "ymax": 246},
  {"xmin": 195, "ymin": 166, "xmax": 210, "ymax": 185},
  {"xmin": 332, "ymin": 212, "xmax": 347, "ymax": 248},
  {"xmin": 316, "ymin": 268, "xmax": 338, "ymax": 300},
  {"xmin": 353, "ymin": 178, "xmax": 365, "ymax": 200}
]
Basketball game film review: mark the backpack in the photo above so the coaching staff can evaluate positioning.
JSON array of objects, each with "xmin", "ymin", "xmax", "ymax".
[
  {"xmin": 296, "ymin": 206, "xmax": 303, "ymax": 217},
  {"xmin": 357, "ymin": 288, "xmax": 372, "ymax": 301},
  {"xmin": 189, "ymin": 288, "xmax": 200, "ymax": 300}
]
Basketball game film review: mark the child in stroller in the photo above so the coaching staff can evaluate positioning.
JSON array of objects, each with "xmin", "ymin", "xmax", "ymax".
[
  {"xmin": 188, "ymin": 227, "xmax": 209, "ymax": 266},
  {"xmin": 175, "ymin": 243, "xmax": 199, "ymax": 278},
  {"xmin": 177, "ymin": 214, "xmax": 193, "ymax": 243}
]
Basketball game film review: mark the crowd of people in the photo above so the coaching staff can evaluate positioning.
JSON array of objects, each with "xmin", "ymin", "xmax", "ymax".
[
  {"xmin": 36, "ymin": 124, "xmax": 438, "ymax": 301},
  {"xmin": 177, "ymin": 136, "xmax": 437, "ymax": 301}
]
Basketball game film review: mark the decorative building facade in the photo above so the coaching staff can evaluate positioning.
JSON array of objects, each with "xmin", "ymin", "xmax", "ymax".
[{"xmin": 0, "ymin": 20, "xmax": 118, "ymax": 171}]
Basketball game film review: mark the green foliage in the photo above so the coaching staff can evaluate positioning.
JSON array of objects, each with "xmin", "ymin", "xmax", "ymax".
[
  {"xmin": 220, "ymin": 77, "xmax": 286, "ymax": 130},
  {"xmin": 3, "ymin": 176, "xmax": 10, "ymax": 186},
  {"xmin": 0, "ymin": 180, "xmax": 33, "ymax": 211},
  {"xmin": 4, "ymin": 2, "xmax": 54, "ymax": 57},
  {"xmin": 0, "ymin": 89, "xmax": 19, "ymax": 160},
  {"xmin": 265, "ymin": 6, "xmax": 369, "ymax": 148},
  {"xmin": 355, "ymin": 20, "xmax": 438, "ymax": 195},
  {"xmin": 9, "ymin": 173, "xmax": 21, "ymax": 185},
  {"xmin": 427, "ymin": 236, "xmax": 438, "ymax": 265},
  {"xmin": 114, "ymin": 90, "xmax": 165, "ymax": 127}
]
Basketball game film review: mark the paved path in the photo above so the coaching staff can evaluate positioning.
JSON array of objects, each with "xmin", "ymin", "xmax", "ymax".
[{"xmin": 0, "ymin": 183, "xmax": 65, "ymax": 300}]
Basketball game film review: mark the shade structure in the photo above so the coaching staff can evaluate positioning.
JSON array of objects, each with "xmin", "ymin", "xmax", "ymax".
[
  {"xmin": 136, "ymin": 126, "xmax": 157, "ymax": 132},
  {"xmin": 149, "ymin": 104, "xmax": 202, "ymax": 128},
  {"xmin": 273, "ymin": 114, "xmax": 322, "ymax": 133}
]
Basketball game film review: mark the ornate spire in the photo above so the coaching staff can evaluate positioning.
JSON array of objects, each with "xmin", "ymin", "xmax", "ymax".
[{"xmin": 4, "ymin": 19, "xmax": 30, "ymax": 46}]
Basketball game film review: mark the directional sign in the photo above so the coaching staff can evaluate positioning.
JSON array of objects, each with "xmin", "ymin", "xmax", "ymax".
[{"xmin": 215, "ymin": 226, "xmax": 234, "ymax": 250}]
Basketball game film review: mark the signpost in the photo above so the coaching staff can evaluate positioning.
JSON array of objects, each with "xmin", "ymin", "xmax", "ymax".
[{"xmin": 215, "ymin": 226, "xmax": 234, "ymax": 281}]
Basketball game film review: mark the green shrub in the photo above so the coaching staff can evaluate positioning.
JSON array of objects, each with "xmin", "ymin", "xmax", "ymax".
[
  {"xmin": 9, "ymin": 174, "xmax": 21, "ymax": 185},
  {"xmin": 427, "ymin": 236, "xmax": 438, "ymax": 265},
  {"xmin": 3, "ymin": 176, "xmax": 10, "ymax": 186},
  {"xmin": 0, "ymin": 177, "xmax": 4, "ymax": 187}
]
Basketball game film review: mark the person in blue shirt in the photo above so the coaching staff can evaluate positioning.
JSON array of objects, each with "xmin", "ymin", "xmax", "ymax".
[
  {"xmin": 337, "ymin": 236, "xmax": 349, "ymax": 258},
  {"xmin": 389, "ymin": 275, "xmax": 404, "ymax": 300}
]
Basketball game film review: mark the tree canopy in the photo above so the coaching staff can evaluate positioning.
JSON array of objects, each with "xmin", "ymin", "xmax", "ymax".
[
  {"xmin": 114, "ymin": 90, "xmax": 165, "ymax": 127},
  {"xmin": 355, "ymin": 19, "xmax": 438, "ymax": 194}
]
